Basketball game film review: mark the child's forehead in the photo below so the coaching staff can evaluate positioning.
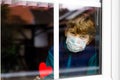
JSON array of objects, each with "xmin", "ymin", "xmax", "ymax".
[{"xmin": 67, "ymin": 28, "xmax": 88, "ymax": 34}]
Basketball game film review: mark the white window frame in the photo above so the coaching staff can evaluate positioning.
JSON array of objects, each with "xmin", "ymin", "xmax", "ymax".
[{"xmin": 9, "ymin": 0, "xmax": 119, "ymax": 80}]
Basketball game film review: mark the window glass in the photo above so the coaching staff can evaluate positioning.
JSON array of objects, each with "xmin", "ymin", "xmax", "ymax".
[
  {"xmin": 59, "ymin": 4, "xmax": 102, "ymax": 78},
  {"xmin": 1, "ymin": 1, "xmax": 102, "ymax": 80},
  {"xmin": 1, "ymin": 3, "xmax": 54, "ymax": 80}
]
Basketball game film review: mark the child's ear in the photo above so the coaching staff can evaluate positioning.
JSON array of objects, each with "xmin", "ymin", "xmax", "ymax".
[
  {"xmin": 86, "ymin": 35, "xmax": 91, "ymax": 45},
  {"xmin": 86, "ymin": 41, "xmax": 90, "ymax": 45},
  {"xmin": 86, "ymin": 36, "xmax": 93, "ymax": 45}
]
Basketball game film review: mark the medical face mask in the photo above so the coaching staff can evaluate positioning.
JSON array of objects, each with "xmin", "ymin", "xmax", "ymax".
[{"xmin": 66, "ymin": 35, "xmax": 87, "ymax": 53}]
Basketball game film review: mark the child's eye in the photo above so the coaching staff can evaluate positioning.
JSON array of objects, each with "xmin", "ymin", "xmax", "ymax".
[
  {"xmin": 70, "ymin": 32, "xmax": 75, "ymax": 34},
  {"xmin": 80, "ymin": 35, "xmax": 86, "ymax": 38}
]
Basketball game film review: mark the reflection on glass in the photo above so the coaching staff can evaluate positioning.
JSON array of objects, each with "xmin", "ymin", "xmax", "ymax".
[
  {"xmin": 1, "ymin": 4, "xmax": 54, "ymax": 80},
  {"xmin": 59, "ymin": 6, "xmax": 101, "ymax": 78}
]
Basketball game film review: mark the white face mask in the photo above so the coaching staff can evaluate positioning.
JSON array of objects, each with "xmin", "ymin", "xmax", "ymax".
[{"xmin": 66, "ymin": 35, "xmax": 87, "ymax": 53}]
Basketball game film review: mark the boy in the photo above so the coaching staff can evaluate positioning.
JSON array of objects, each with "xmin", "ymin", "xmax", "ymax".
[
  {"xmin": 34, "ymin": 11, "xmax": 99, "ymax": 80},
  {"xmin": 45, "ymin": 12, "xmax": 99, "ymax": 79}
]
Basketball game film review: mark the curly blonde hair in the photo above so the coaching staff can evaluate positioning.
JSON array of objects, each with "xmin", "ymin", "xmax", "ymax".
[{"xmin": 65, "ymin": 14, "xmax": 96, "ymax": 43}]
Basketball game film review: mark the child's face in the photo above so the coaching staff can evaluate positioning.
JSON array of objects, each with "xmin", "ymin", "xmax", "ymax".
[
  {"xmin": 67, "ymin": 32, "xmax": 90, "ymax": 44},
  {"xmin": 65, "ymin": 31, "xmax": 90, "ymax": 53}
]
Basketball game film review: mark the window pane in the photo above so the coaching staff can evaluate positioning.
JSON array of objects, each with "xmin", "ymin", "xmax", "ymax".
[
  {"xmin": 59, "ymin": 4, "xmax": 102, "ymax": 78},
  {"xmin": 1, "ymin": 3, "xmax": 54, "ymax": 80}
]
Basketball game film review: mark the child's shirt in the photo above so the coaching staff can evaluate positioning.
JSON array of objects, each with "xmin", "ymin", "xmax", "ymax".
[{"xmin": 46, "ymin": 41, "xmax": 99, "ymax": 79}]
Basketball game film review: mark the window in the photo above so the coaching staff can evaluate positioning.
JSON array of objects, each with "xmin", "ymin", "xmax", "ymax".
[{"xmin": 1, "ymin": 0, "xmax": 118, "ymax": 80}]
